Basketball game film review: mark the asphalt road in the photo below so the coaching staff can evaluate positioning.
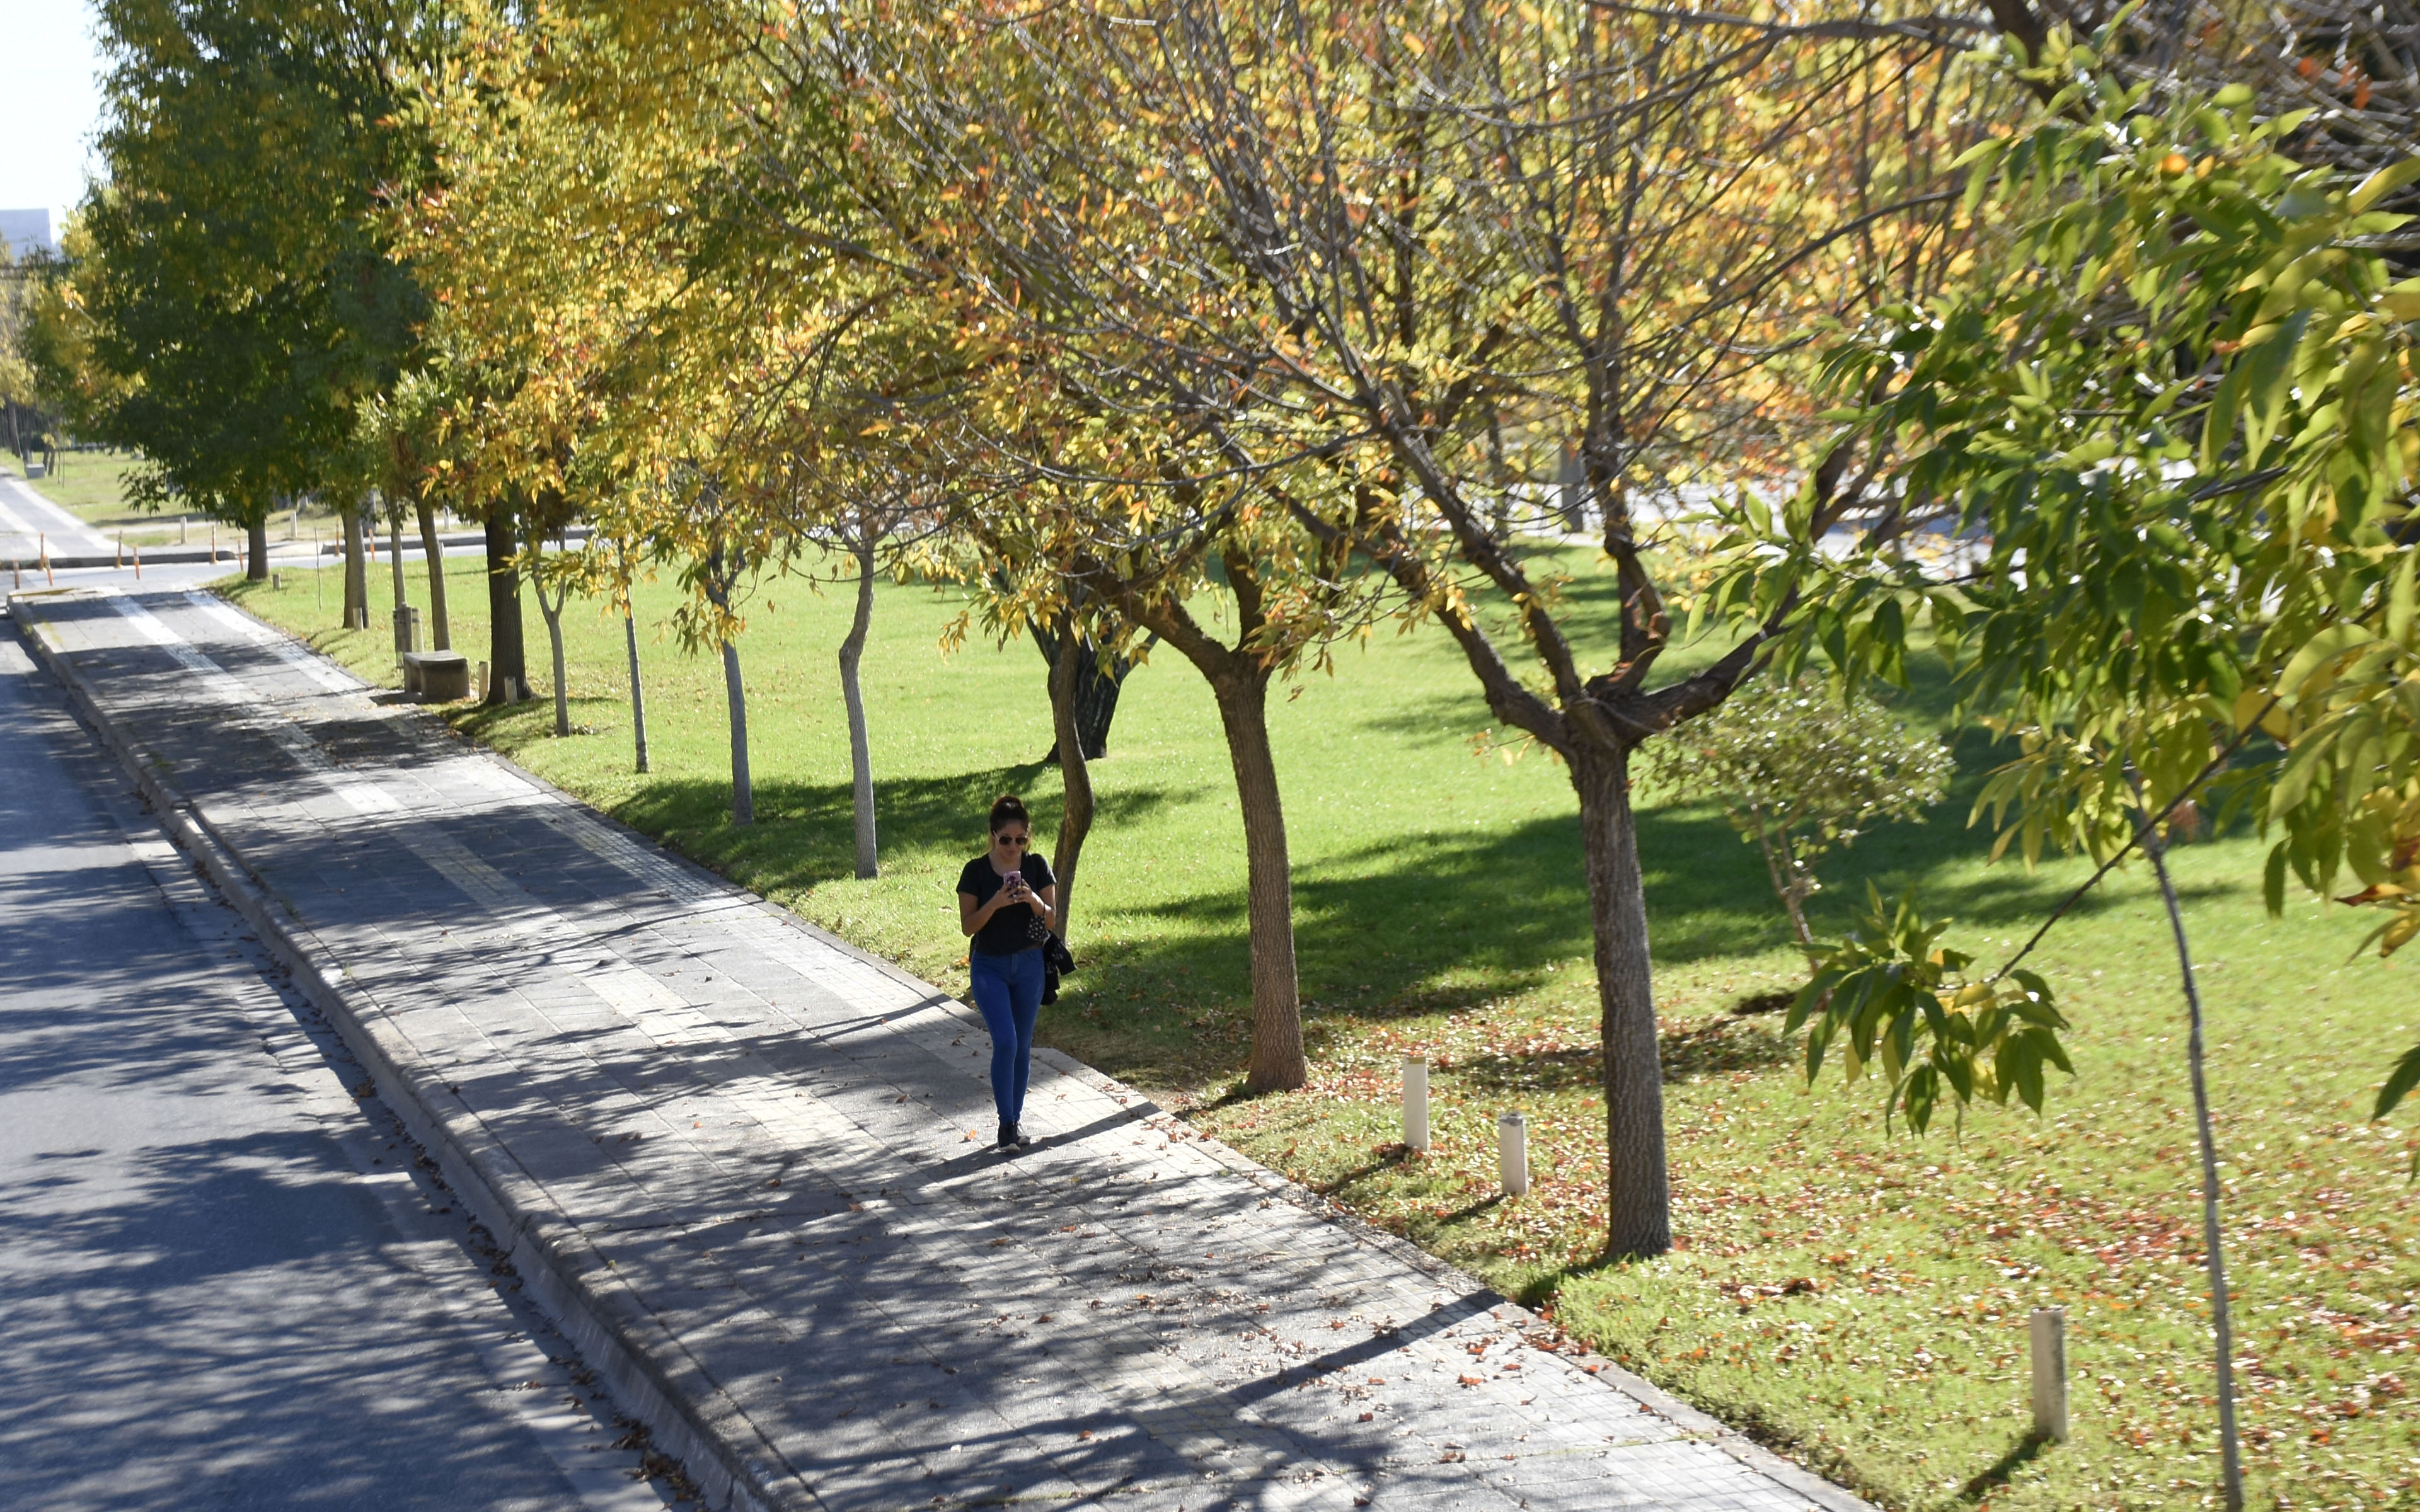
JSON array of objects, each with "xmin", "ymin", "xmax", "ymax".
[{"xmin": 0, "ymin": 615, "xmax": 691, "ymax": 1511}]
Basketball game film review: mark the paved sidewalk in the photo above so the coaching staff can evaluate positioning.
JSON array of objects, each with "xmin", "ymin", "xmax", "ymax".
[
  {"xmin": 0, "ymin": 472, "xmax": 117, "ymax": 563},
  {"xmin": 8, "ymin": 586, "xmax": 1870, "ymax": 1512}
]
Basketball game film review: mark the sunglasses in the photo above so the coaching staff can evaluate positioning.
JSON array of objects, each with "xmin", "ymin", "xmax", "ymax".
[{"xmin": 994, "ymin": 833, "xmax": 1030, "ymax": 847}]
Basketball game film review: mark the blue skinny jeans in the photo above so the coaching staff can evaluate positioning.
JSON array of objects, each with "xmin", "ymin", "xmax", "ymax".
[{"xmin": 969, "ymin": 946, "xmax": 1044, "ymax": 1125}]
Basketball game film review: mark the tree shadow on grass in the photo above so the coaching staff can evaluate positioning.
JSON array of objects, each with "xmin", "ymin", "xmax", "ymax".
[
  {"xmin": 1428, "ymin": 1190, "xmax": 1507, "ymax": 1227},
  {"xmin": 1309, "ymin": 1143, "xmax": 1419, "ymax": 1197},
  {"xmin": 595, "ymin": 767, "xmax": 1190, "ymax": 898},
  {"xmin": 1641, "ymin": 722, "xmax": 2243, "ymax": 942},
  {"xmin": 1405, "ymin": 1017, "xmax": 1799, "ymax": 1100},
  {"xmin": 1276, "ymin": 734, "xmax": 2201, "ymax": 1014},
  {"xmin": 1512, "ymin": 1250, "xmax": 1627, "ymax": 1311},
  {"xmin": 533, "ymin": 718, "xmax": 2238, "ymax": 1095},
  {"xmin": 1061, "ymin": 719, "xmax": 2237, "ymax": 1086},
  {"xmin": 1657, "ymin": 1015, "xmax": 1804, "ymax": 1081},
  {"xmin": 1958, "ymin": 1431, "xmax": 2051, "ymax": 1503}
]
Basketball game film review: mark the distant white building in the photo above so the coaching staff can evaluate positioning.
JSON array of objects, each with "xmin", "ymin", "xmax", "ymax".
[{"xmin": 0, "ymin": 209, "xmax": 58, "ymax": 260}]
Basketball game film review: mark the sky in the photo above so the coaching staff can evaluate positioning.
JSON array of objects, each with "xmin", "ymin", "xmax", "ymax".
[{"xmin": 0, "ymin": 0, "xmax": 107, "ymax": 228}]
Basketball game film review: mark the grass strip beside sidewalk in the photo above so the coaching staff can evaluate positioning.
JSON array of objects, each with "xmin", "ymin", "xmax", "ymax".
[{"xmin": 225, "ymin": 557, "xmax": 2420, "ymax": 1512}]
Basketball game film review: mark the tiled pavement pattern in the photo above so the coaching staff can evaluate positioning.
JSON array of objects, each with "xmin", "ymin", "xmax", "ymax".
[{"xmin": 8, "ymin": 587, "xmax": 1869, "ymax": 1512}]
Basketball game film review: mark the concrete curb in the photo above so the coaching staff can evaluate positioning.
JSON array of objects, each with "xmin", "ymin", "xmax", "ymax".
[{"xmin": 9, "ymin": 587, "xmax": 1876, "ymax": 1512}]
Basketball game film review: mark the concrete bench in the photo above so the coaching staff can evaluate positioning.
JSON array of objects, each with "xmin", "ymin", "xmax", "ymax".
[{"xmin": 400, "ymin": 650, "xmax": 470, "ymax": 702}]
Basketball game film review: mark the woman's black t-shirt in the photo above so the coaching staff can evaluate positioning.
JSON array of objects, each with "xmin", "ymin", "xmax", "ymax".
[{"xmin": 958, "ymin": 853, "xmax": 1055, "ymax": 956}]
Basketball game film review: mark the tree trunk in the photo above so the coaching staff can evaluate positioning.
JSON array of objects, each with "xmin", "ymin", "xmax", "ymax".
[
  {"xmin": 1572, "ymin": 745, "xmax": 1673, "ymax": 1259},
  {"xmin": 246, "ymin": 517, "xmax": 268, "ymax": 581},
  {"xmin": 624, "ymin": 597, "xmax": 650, "ymax": 774},
  {"xmin": 1065, "ymin": 652, "xmax": 1126, "ymax": 762},
  {"xmin": 2141, "ymin": 800, "xmax": 2246, "ymax": 1510},
  {"xmin": 839, "ymin": 544, "xmax": 879, "ymax": 878},
  {"xmin": 386, "ymin": 503, "xmax": 408, "ymax": 633},
  {"xmin": 484, "ymin": 510, "xmax": 527, "ymax": 704},
  {"xmin": 538, "ymin": 581, "xmax": 570, "ymax": 737},
  {"xmin": 340, "ymin": 504, "xmax": 367, "ymax": 629},
  {"xmin": 1210, "ymin": 667, "xmax": 1304, "ymax": 1091},
  {"xmin": 1034, "ymin": 619, "xmax": 1133, "ymax": 761},
  {"xmin": 722, "ymin": 639, "xmax": 753, "ymax": 826},
  {"xmin": 416, "ymin": 496, "xmax": 450, "ymax": 650},
  {"xmin": 1782, "ymin": 891, "xmax": 1814, "ymax": 947},
  {"xmin": 1749, "ymin": 818, "xmax": 1816, "ymax": 946},
  {"xmin": 1049, "ymin": 612, "xmax": 1096, "ymax": 940}
]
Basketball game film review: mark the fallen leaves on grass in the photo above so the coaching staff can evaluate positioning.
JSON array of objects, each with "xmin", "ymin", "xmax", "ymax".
[{"xmin": 1190, "ymin": 994, "xmax": 2420, "ymax": 1511}]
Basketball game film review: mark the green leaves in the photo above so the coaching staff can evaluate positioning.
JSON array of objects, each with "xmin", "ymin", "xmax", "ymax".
[
  {"xmin": 1639, "ymin": 679, "xmax": 1950, "ymax": 941},
  {"xmin": 65, "ymin": 0, "xmax": 435, "ymax": 522},
  {"xmin": 2375, "ymin": 1043, "xmax": 2420, "ymax": 1121},
  {"xmin": 1790, "ymin": 886, "xmax": 2072, "ymax": 1135},
  {"xmin": 1765, "ymin": 70, "xmax": 2419, "ymax": 735},
  {"xmin": 1708, "ymin": 47, "xmax": 2420, "ymax": 1131},
  {"xmin": 2347, "ymin": 159, "xmax": 2420, "ymax": 215}
]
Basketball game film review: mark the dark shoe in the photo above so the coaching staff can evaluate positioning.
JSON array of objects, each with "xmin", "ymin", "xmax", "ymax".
[
  {"xmin": 998, "ymin": 1122, "xmax": 1021, "ymax": 1149},
  {"xmin": 1012, "ymin": 1124, "xmax": 1036, "ymax": 1147}
]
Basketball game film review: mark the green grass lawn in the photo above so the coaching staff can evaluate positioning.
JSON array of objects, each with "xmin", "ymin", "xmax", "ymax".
[{"xmin": 224, "ymin": 552, "xmax": 2420, "ymax": 1512}]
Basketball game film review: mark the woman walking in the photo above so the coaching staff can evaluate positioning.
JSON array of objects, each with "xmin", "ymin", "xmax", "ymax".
[{"xmin": 957, "ymin": 794, "xmax": 1055, "ymax": 1149}]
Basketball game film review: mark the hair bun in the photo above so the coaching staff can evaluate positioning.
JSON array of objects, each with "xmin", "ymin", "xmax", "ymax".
[{"xmin": 989, "ymin": 793, "xmax": 1030, "ymax": 832}]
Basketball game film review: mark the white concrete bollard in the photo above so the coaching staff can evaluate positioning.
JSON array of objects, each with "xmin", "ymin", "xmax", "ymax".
[
  {"xmin": 2031, "ymin": 1308, "xmax": 2068, "ymax": 1443},
  {"xmin": 1402, "ymin": 1058, "xmax": 1431, "ymax": 1152},
  {"xmin": 1497, "ymin": 1110, "xmax": 1530, "ymax": 1198}
]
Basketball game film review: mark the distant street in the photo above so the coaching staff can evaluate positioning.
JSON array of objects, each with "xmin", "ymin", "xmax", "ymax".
[
  {"xmin": 0, "ymin": 620, "xmax": 686, "ymax": 1512},
  {"xmin": 0, "ymin": 470, "xmax": 117, "ymax": 561}
]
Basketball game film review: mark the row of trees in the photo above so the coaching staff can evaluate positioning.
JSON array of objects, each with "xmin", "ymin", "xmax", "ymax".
[
  {"xmin": 0, "ymin": 246, "xmax": 52, "ymax": 464},
  {"xmin": 21, "ymin": 1, "xmax": 2420, "ymax": 1321},
  {"xmin": 379, "ymin": 0, "xmax": 1990, "ymax": 1256}
]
